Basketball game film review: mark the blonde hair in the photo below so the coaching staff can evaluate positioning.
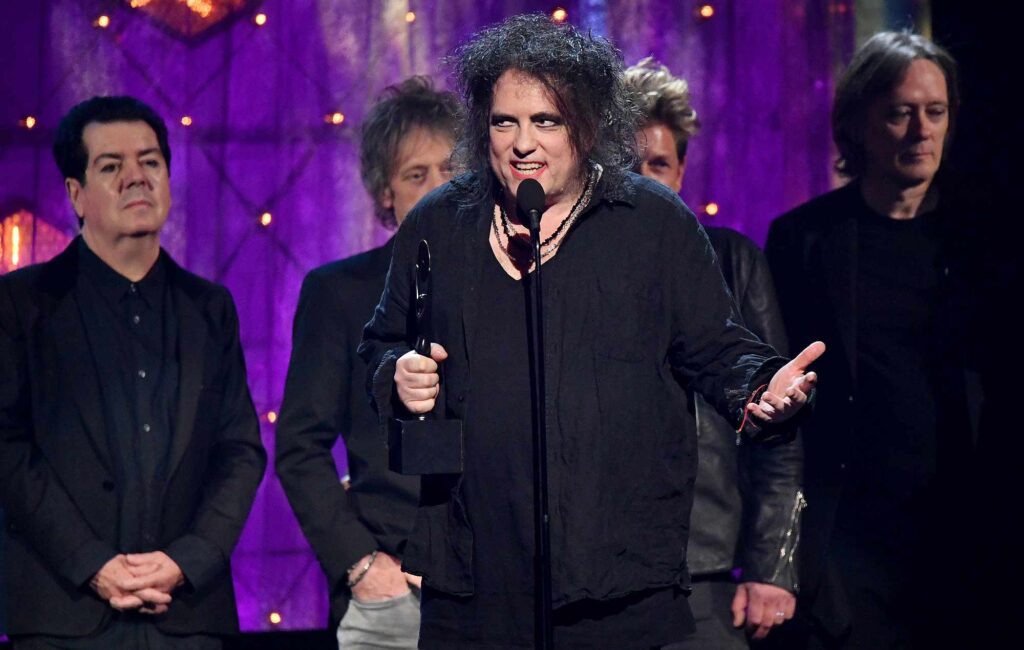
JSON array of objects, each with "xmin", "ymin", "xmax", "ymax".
[{"xmin": 624, "ymin": 57, "xmax": 700, "ymax": 159}]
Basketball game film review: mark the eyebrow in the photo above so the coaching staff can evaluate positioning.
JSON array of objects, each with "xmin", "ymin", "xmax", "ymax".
[{"xmin": 92, "ymin": 147, "xmax": 162, "ymax": 165}]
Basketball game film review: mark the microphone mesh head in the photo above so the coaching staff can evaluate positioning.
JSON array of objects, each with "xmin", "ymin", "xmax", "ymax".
[{"xmin": 516, "ymin": 178, "xmax": 546, "ymax": 214}]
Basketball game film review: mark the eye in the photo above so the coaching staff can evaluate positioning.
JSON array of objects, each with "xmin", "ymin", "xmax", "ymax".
[
  {"xmin": 491, "ymin": 116, "xmax": 514, "ymax": 128},
  {"xmin": 143, "ymin": 159, "xmax": 161, "ymax": 168},
  {"xmin": 886, "ymin": 108, "xmax": 912, "ymax": 123},
  {"xmin": 926, "ymin": 106, "xmax": 948, "ymax": 119},
  {"xmin": 100, "ymin": 163, "xmax": 118, "ymax": 173},
  {"xmin": 534, "ymin": 116, "xmax": 562, "ymax": 129}
]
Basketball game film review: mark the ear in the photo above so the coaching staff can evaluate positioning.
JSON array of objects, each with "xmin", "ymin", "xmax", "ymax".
[
  {"xmin": 379, "ymin": 187, "xmax": 394, "ymax": 211},
  {"xmin": 66, "ymin": 178, "xmax": 86, "ymax": 218}
]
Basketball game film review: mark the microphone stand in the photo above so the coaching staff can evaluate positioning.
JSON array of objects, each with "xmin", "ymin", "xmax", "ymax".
[{"xmin": 526, "ymin": 207, "xmax": 554, "ymax": 650}]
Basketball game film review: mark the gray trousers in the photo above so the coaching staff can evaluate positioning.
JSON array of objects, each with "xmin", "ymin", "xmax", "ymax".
[{"xmin": 337, "ymin": 590, "xmax": 420, "ymax": 650}]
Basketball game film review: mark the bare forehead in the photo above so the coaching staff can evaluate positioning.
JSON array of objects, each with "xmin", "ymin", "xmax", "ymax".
[{"xmin": 82, "ymin": 120, "xmax": 160, "ymax": 156}]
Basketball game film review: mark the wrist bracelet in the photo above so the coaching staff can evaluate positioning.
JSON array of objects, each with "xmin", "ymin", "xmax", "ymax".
[{"xmin": 347, "ymin": 550, "xmax": 379, "ymax": 588}]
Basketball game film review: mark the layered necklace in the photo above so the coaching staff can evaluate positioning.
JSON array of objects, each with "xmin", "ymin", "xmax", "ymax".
[{"xmin": 492, "ymin": 163, "xmax": 602, "ymax": 271}]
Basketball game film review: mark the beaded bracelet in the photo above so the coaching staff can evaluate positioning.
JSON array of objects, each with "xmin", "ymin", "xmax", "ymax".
[{"xmin": 347, "ymin": 550, "xmax": 379, "ymax": 588}]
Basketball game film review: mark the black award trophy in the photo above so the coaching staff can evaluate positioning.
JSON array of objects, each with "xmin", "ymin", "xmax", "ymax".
[{"xmin": 388, "ymin": 239, "xmax": 464, "ymax": 475}]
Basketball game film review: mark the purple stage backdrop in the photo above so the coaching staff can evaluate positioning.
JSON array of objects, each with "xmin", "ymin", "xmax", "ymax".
[{"xmin": 0, "ymin": 0, "xmax": 853, "ymax": 631}]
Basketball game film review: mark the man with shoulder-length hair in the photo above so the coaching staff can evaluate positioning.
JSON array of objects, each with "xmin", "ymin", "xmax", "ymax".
[
  {"xmin": 360, "ymin": 14, "xmax": 824, "ymax": 648},
  {"xmin": 626, "ymin": 57, "xmax": 803, "ymax": 648},
  {"xmin": 0, "ymin": 95, "xmax": 266, "ymax": 648},
  {"xmin": 767, "ymin": 31, "xmax": 980, "ymax": 648},
  {"xmin": 276, "ymin": 76, "xmax": 460, "ymax": 650}
]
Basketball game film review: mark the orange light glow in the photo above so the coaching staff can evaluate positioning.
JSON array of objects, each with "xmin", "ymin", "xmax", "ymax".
[
  {"xmin": 705, "ymin": 202, "xmax": 719, "ymax": 216},
  {"xmin": 184, "ymin": 0, "xmax": 214, "ymax": 19},
  {"xmin": 180, "ymin": 115, "xmax": 193, "ymax": 127},
  {"xmin": 551, "ymin": 7, "xmax": 568, "ymax": 23},
  {"xmin": 405, "ymin": 11, "xmax": 416, "ymax": 23},
  {"xmin": 699, "ymin": 4, "xmax": 715, "ymax": 18},
  {"xmin": 20, "ymin": 115, "xmax": 37, "ymax": 129},
  {"xmin": 254, "ymin": 12, "xmax": 267, "ymax": 26},
  {"xmin": 260, "ymin": 212, "xmax": 273, "ymax": 227},
  {"xmin": 95, "ymin": 15, "xmax": 111, "ymax": 28},
  {"xmin": 10, "ymin": 226, "xmax": 20, "ymax": 267},
  {"xmin": 266, "ymin": 411, "xmax": 278, "ymax": 423},
  {"xmin": 130, "ymin": 0, "xmax": 154, "ymax": 8},
  {"xmin": 268, "ymin": 611, "xmax": 282, "ymax": 625},
  {"xmin": 325, "ymin": 112, "xmax": 345, "ymax": 125}
]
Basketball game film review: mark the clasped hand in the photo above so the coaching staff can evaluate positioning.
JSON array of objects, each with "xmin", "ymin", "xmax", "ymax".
[{"xmin": 90, "ymin": 551, "xmax": 185, "ymax": 615}]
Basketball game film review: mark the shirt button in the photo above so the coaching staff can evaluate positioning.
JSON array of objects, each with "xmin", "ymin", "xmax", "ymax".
[
  {"xmin": 138, "ymin": 369, "xmax": 147, "ymax": 379},
  {"xmin": 142, "ymin": 423, "xmax": 151, "ymax": 433},
  {"xmin": 132, "ymin": 314, "xmax": 141, "ymax": 325},
  {"xmin": 848, "ymin": 395, "xmax": 854, "ymax": 403},
  {"xmin": 129, "ymin": 284, "xmax": 138, "ymax": 294}
]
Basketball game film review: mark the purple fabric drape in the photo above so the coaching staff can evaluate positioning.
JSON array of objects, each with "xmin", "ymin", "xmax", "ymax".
[{"xmin": 0, "ymin": 0, "xmax": 851, "ymax": 630}]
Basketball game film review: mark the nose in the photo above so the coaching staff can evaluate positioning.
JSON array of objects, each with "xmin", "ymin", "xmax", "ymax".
[
  {"xmin": 909, "ymin": 108, "xmax": 932, "ymax": 140},
  {"xmin": 120, "ymin": 159, "xmax": 148, "ymax": 190},
  {"xmin": 512, "ymin": 125, "xmax": 537, "ymax": 158}
]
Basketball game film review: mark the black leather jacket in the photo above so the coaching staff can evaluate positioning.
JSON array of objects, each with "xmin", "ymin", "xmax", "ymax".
[{"xmin": 686, "ymin": 227, "xmax": 804, "ymax": 592}]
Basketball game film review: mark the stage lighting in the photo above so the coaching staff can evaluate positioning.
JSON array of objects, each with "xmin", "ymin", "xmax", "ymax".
[
  {"xmin": 254, "ymin": 12, "xmax": 267, "ymax": 26},
  {"xmin": 20, "ymin": 116, "xmax": 37, "ymax": 129},
  {"xmin": 406, "ymin": 11, "xmax": 416, "ymax": 23},
  {"xmin": 698, "ymin": 4, "xmax": 715, "ymax": 19},
  {"xmin": 95, "ymin": 15, "xmax": 111, "ymax": 28},
  {"xmin": 325, "ymin": 111, "xmax": 346, "ymax": 125},
  {"xmin": 551, "ymin": 7, "xmax": 568, "ymax": 23},
  {"xmin": 705, "ymin": 202, "xmax": 719, "ymax": 216},
  {"xmin": 180, "ymin": 115, "xmax": 193, "ymax": 127},
  {"xmin": 260, "ymin": 212, "xmax": 273, "ymax": 227}
]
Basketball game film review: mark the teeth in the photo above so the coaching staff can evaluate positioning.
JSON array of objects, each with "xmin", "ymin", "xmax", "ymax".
[{"xmin": 513, "ymin": 162, "xmax": 543, "ymax": 171}]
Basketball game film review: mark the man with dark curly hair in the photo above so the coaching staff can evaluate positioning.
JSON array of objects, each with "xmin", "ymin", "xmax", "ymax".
[
  {"xmin": 360, "ymin": 14, "xmax": 823, "ymax": 648},
  {"xmin": 276, "ymin": 77, "xmax": 459, "ymax": 650}
]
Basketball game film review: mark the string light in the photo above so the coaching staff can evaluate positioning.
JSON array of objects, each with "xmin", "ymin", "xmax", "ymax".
[
  {"xmin": 254, "ymin": 13, "xmax": 267, "ymax": 26},
  {"xmin": 180, "ymin": 115, "xmax": 193, "ymax": 127},
  {"xmin": 551, "ymin": 7, "xmax": 568, "ymax": 23},
  {"xmin": 698, "ymin": 4, "xmax": 715, "ymax": 19},
  {"xmin": 94, "ymin": 15, "xmax": 111, "ymax": 28},
  {"xmin": 325, "ymin": 112, "xmax": 345, "ymax": 125},
  {"xmin": 704, "ymin": 202, "xmax": 720, "ymax": 216},
  {"xmin": 260, "ymin": 212, "xmax": 273, "ymax": 227},
  {"xmin": 19, "ymin": 116, "xmax": 37, "ymax": 129},
  {"xmin": 268, "ymin": 611, "xmax": 282, "ymax": 625},
  {"xmin": 130, "ymin": 0, "xmax": 154, "ymax": 8},
  {"xmin": 266, "ymin": 411, "xmax": 278, "ymax": 424},
  {"xmin": 405, "ymin": 11, "xmax": 416, "ymax": 23}
]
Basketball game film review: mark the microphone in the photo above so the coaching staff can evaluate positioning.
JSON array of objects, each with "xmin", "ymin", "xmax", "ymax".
[{"xmin": 517, "ymin": 179, "xmax": 546, "ymax": 234}]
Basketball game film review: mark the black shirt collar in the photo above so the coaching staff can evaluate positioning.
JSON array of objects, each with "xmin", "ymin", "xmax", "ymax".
[{"xmin": 78, "ymin": 237, "xmax": 167, "ymax": 308}]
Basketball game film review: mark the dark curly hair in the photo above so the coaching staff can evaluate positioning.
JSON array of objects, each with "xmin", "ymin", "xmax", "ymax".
[
  {"xmin": 832, "ymin": 31, "xmax": 959, "ymax": 178},
  {"xmin": 449, "ymin": 13, "xmax": 640, "ymax": 203},
  {"xmin": 360, "ymin": 76, "xmax": 461, "ymax": 229}
]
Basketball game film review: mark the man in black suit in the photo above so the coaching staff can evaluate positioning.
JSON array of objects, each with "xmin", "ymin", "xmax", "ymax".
[
  {"xmin": 275, "ymin": 77, "xmax": 459, "ymax": 649},
  {"xmin": 766, "ymin": 33, "xmax": 981, "ymax": 648},
  {"xmin": 0, "ymin": 95, "xmax": 266, "ymax": 648}
]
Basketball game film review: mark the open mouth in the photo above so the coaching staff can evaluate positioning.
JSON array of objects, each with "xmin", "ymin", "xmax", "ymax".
[{"xmin": 510, "ymin": 161, "xmax": 545, "ymax": 179}]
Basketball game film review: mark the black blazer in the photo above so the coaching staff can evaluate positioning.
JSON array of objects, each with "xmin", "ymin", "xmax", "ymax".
[
  {"xmin": 0, "ymin": 239, "xmax": 266, "ymax": 636},
  {"xmin": 276, "ymin": 238, "xmax": 420, "ymax": 627},
  {"xmin": 765, "ymin": 183, "xmax": 983, "ymax": 635}
]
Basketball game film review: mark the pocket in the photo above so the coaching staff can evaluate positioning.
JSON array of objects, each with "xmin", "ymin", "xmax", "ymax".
[
  {"xmin": 350, "ymin": 589, "xmax": 415, "ymax": 610},
  {"xmin": 594, "ymin": 276, "xmax": 659, "ymax": 361}
]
